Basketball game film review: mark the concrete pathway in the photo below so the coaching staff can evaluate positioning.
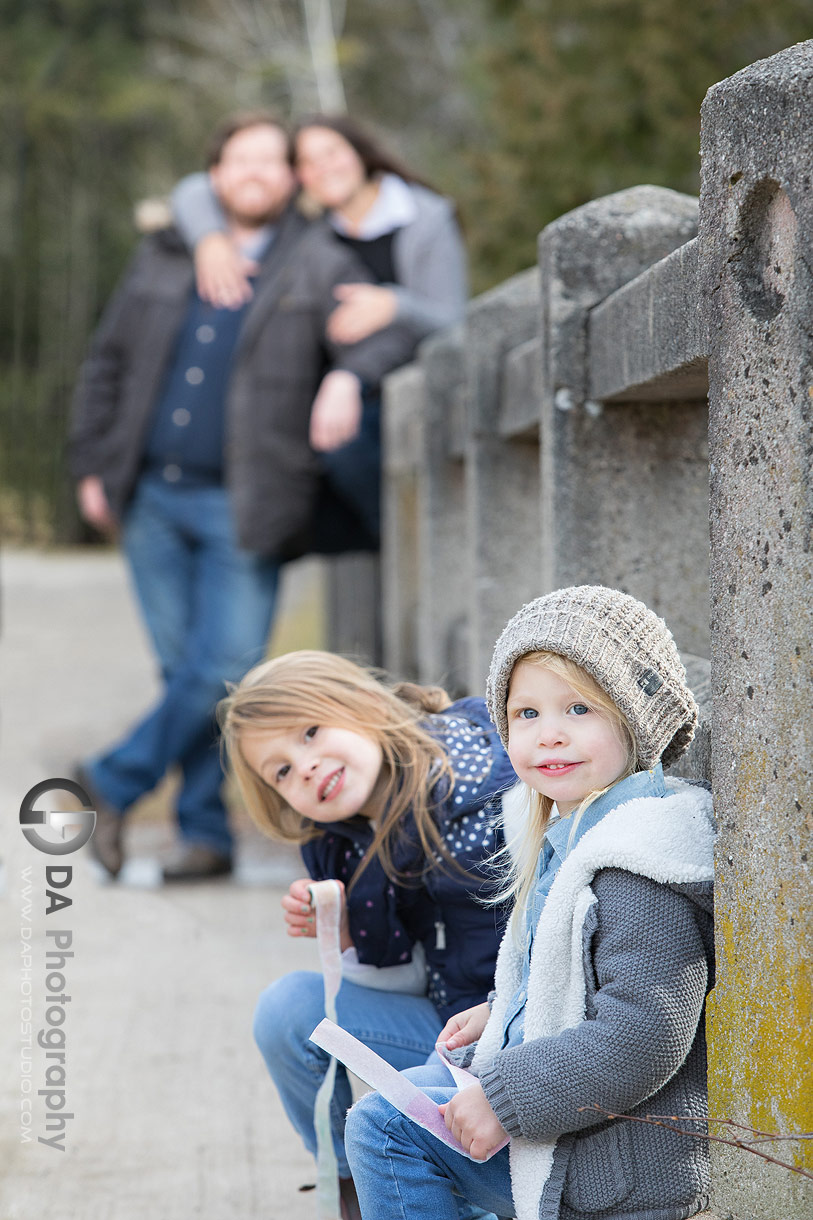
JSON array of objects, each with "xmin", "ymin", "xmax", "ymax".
[{"xmin": 0, "ymin": 549, "xmax": 331, "ymax": 1219}]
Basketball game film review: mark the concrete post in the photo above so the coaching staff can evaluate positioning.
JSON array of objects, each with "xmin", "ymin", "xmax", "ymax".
[
  {"xmin": 324, "ymin": 554, "xmax": 381, "ymax": 666},
  {"xmin": 465, "ymin": 269, "xmax": 542, "ymax": 692},
  {"xmin": 413, "ymin": 327, "xmax": 470, "ymax": 695},
  {"xmin": 381, "ymin": 362, "xmax": 425, "ymax": 679},
  {"xmin": 701, "ymin": 41, "xmax": 813, "ymax": 1216},
  {"xmin": 538, "ymin": 187, "xmax": 709, "ymax": 656}
]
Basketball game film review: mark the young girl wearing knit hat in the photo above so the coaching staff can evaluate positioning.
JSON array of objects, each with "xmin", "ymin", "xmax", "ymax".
[{"xmin": 345, "ymin": 585, "xmax": 716, "ymax": 1220}]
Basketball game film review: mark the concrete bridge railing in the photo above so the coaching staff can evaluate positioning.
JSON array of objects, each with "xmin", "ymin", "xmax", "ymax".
[{"xmin": 334, "ymin": 38, "xmax": 812, "ymax": 1220}]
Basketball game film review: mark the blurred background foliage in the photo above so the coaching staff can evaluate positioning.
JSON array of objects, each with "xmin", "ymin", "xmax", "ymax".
[{"xmin": 1, "ymin": 0, "xmax": 810, "ymax": 542}]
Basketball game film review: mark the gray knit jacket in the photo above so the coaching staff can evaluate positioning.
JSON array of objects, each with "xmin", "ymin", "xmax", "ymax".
[{"xmin": 465, "ymin": 778, "xmax": 716, "ymax": 1220}]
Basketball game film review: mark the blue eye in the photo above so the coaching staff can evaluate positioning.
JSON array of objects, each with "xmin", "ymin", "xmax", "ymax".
[
  {"xmin": 518, "ymin": 708, "xmax": 538, "ymax": 720},
  {"xmin": 570, "ymin": 704, "xmax": 590, "ymax": 716}
]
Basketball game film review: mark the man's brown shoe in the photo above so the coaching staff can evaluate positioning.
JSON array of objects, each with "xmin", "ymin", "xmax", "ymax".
[
  {"xmin": 339, "ymin": 1177, "xmax": 362, "ymax": 1220},
  {"xmin": 161, "ymin": 843, "xmax": 233, "ymax": 883},
  {"xmin": 74, "ymin": 765, "xmax": 125, "ymax": 879}
]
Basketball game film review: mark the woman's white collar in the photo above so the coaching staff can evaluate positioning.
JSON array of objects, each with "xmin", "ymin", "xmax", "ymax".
[{"xmin": 330, "ymin": 174, "xmax": 417, "ymax": 240}]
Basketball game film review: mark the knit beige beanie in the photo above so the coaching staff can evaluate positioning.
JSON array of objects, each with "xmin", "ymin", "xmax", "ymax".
[{"xmin": 486, "ymin": 585, "xmax": 698, "ymax": 770}]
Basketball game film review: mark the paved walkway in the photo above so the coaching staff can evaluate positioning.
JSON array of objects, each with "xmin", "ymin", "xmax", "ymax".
[{"xmin": 0, "ymin": 549, "xmax": 330, "ymax": 1219}]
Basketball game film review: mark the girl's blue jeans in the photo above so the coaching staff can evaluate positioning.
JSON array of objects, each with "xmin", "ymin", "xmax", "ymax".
[
  {"xmin": 345, "ymin": 1064, "xmax": 515, "ymax": 1220},
  {"xmin": 252, "ymin": 970, "xmax": 442, "ymax": 1178}
]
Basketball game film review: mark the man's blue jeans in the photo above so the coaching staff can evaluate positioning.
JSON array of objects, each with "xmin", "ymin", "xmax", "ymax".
[
  {"xmin": 346, "ymin": 1065, "xmax": 514, "ymax": 1220},
  {"xmin": 87, "ymin": 475, "xmax": 278, "ymax": 855}
]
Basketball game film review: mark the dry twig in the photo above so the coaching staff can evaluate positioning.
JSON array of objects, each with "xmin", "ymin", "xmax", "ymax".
[{"xmin": 576, "ymin": 1105, "xmax": 813, "ymax": 1182}]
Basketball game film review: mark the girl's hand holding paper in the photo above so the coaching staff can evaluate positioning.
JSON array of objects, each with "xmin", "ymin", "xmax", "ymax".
[
  {"xmin": 309, "ymin": 1018, "xmax": 510, "ymax": 1163},
  {"xmin": 281, "ymin": 877, "xmax": 319, "ymax": 937},
  {"xmin": 436, "ymin": 1001, "xmax": 491, "ymax": 1052},
  {"xmin": 282, "ymin": 877, "xmax": 353, "ymax": 950},
  {"xmin": 439, "ymin": 1084, "xmax": 509, "ymax": 1162}
]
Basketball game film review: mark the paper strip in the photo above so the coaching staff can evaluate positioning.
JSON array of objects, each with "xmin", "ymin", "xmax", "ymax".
[
  {"xmin": 435, "ymin": 1044, "xmax": 480, "ymax": 1092},
  {"xmin": 309, "ymin": 880, "xmax": 343, "ymax": 1023},
  {"xmin": 308, "ymin": 880, "xmax": 344, "ymax": 1220},
  {"xmin": 310, "ymin": 1018, "xmax": 510, "ymax": 1163}
]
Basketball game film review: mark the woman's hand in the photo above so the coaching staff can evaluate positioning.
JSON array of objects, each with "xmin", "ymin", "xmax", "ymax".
[
  {"xmin": 309, "ymin": 370, "xmax": 362, "ymax": 452},
  {"xmin": 194, "ymin": 232, "xmax": 257, "ymax": 309},
  {"xmin": 436, "ymin": 1002, "xmax": 491, "ymax": 1052},
  {"xmin": 281, "ymin": 877, "xmax": 353, "ymax": 950},
  {"xmin": 77, "ymin": 476, "xmax": 116, "ymax": 535},
  {"xmin": 327, "ymin": 283, "xmax": 398, "ymax": 344},
  {"xmin": 439, "ymin": 1084, "xmax": 508, "ymax": 1162}
]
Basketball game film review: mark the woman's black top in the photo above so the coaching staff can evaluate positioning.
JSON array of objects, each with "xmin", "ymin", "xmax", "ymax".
[{"xmin": 335, "ymin": 230, "xmax": 400, "ymax": 284}]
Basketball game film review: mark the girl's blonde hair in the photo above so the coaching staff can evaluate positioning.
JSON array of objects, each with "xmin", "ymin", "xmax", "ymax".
[
  {"xmin": 492, "ymin": 651, "xmax": 637, "ymax": 930},
  {"xmin": 218, "ymin": 651, "xmax": 457, "ymax": 889}
]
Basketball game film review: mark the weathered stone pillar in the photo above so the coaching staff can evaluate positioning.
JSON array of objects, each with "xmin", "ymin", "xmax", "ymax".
[
  {"xmin": 701, "ymin": 41, "xmax": 813, "ymax": 1216},
  {"xmin": 413, "ymin": 327, "xmax": 470, "ymax": 695},
  {"xmin": 465, "ymin": 269, "xmax": 542, "ymax": 691},
  {"xmin": 539, "ymin": 187, "xmax": 708, "ymax": 655},
  {"xmin": 325, "ymin": 554, "xmax": 381, "ymax": 665},
  {"xmin": 381, "ymin": 363, "xmax": 424, "ymax": 678}
]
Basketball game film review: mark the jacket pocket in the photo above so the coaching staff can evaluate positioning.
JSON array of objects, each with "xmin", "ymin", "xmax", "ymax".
[{"xmin": 562, "ymin": 1121, "xmax": 635, "ymax": 1214}]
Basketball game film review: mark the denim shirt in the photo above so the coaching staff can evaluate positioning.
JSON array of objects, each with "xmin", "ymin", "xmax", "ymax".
[
  {"xmin": 143, "ymin": 229, "xmax": 274, "ymax": 484},
  {"xmin": 501, "ymin": 764, "xmax": 667, "ymax": 1048}
]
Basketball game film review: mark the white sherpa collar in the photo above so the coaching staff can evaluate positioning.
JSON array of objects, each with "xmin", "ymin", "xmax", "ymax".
[{"xmin": 473, "ymin": 781, "xmax": 715, "ymax": 1220}]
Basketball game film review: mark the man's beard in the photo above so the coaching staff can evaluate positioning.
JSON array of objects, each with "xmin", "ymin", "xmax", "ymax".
[{"xmin": 223, "ymin": 200, "xmax": 288, "ymax": 229}]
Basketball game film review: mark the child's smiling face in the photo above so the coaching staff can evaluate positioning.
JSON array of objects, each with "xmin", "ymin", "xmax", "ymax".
[
  {"xmin": 240, "ymin": 722, "xmax": 383, "ymax": 823},
  {"xmin": 506, "ymin": 660, "xmax": 629, "ymax": 815}
]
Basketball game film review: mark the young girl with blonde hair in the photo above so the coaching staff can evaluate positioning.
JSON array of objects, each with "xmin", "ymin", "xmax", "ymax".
[
  {"xmin": 345, "ymin": 586, "xmax": 716, "ymax": 1220},
  {"xmin": 219, "ymin": 649, "xmax": 516, "ymax": 1217}
]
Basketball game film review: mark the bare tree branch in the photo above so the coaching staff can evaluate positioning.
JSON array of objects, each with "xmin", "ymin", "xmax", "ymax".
[{"xmin": 577, "ymin": 1105, "xmax": 813, "ymax": 1182}]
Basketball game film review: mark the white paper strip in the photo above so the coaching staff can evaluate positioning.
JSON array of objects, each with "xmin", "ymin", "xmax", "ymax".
[
  {"xmin": 310, "ymin": 1018, "xmax": 510, "ymax": 1163},
  {"xmin": 308, "ymin": 880, "xmax": 344, "ymax": 1220}
]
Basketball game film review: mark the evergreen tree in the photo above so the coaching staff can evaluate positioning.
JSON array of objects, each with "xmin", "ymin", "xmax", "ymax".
[
  {"xmin": 0, "ymin": 0, "xmax": 217, "ymax": 539},
  {"xmin": 463, "ymin": 0, "xmax": 813, "ymax": 286},
  {"xmin": 2, "ymin": 0, "xmax": 811, "ymax": 539}
]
